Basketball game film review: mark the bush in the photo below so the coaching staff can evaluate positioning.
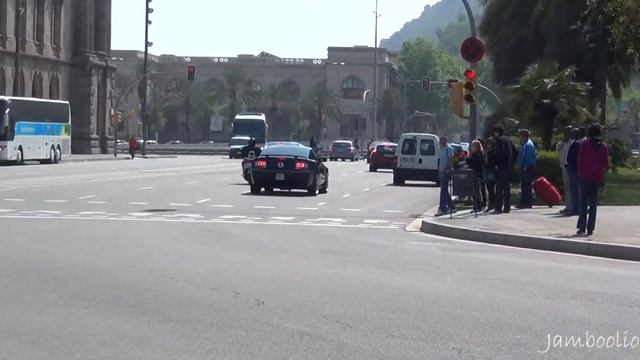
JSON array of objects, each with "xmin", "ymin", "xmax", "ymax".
[
  {"xmin": 511, "ymin": 151, "xmax": 563, "ymax": 188},
  {"xmin": 609, "ymin": 139, "xmax": 631, "ymax": 171}
]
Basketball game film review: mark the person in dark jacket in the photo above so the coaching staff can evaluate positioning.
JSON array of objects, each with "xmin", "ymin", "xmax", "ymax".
[
  {"xmin": 483, "ymin": 137, "xmax": 499, "ymax": 212},
  {"xmin": 241, "ymin": 138, "xmax": 261, "ymax": 158},
  {"xmin": 465, "ymin": 139, "xmax": 486, "ymax": 212},
  {"xmin": 576, "ymin": 124, "xmax": 609, "ymax": 236},
  {"xmin": 492, "ymin": 125, "xmax": 517, "ymax": 214},
  {"xmin": 128, "ymin": 135, "xmax": 138, "ymax": 160},
  {"xmin": 309, "ymin": 135, "xmax": 317, "ymax": 150},
  {"xmin": 565, "ymin": 128, "xmax": 582, "ymax": 216}
]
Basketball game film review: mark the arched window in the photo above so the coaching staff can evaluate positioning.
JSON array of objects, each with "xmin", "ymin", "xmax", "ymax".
[
  {"xmin": 0, "ymin": 67, "xmax": 5, "ymax": 95},
  {"xmin": 18, "ymin": 70, "xmax": 26, "ymax": 97},
  {"xmin": 34, "ymin": 0, "xmax": 45, "ymax": 53},
  {"xmin": 49, "ymin": 74, "xmax": 60, "ymax": 99},
  {"xmin": 278, "ymin": 80, "xmax": 301, "ymax": 99},
  {"xmin": 32, "ymin": 72, "xmax": 43, "ymax": 98},
  {"xmin": 341, "ymin": 76, "xmax": 365, "ymax": 99}
]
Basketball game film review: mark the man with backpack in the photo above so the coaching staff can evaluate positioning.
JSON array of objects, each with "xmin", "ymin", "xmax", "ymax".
[{"xmin": 491, "ymin": 125, "xmax": 518, "ymax": 214}]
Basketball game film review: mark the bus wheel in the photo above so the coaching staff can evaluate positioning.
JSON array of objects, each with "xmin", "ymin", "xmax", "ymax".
[
  {"xmin": 16, "ymin": 148, "xmax": 24, "ymax": 165},
  {"xmin": 53, "ymin": 146, "xmax": 62, "ymax": 164},
  {"xmin": 44, "ymin": 147, "xmax": 55, "ymax": 164}
]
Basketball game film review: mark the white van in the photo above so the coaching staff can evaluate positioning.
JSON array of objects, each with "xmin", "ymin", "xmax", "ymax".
[{"xmin": 393, "ymin": 133, "xmax": 440, "ymax": 185}]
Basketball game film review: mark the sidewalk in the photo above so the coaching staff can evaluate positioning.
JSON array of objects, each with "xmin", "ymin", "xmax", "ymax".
[
  {"xmin": 65, "ymin": 154, "xmax": 177, "ymax": 163},
  {"xmin": 421, "ymin": 206, "xmax": 640, "ymax": 261}
]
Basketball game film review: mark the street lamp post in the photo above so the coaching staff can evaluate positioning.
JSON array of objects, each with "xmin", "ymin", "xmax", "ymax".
[
  {"xmin": 373, "ymin": 0, "xmax": 381, "ymax": 141},
  {"xmin": 12, "ymin": 0, "xmax": 25, "ymax": 96},
  {"xmin": 141, "ymin": 0, "xmax": 153, "ymax": 157}
]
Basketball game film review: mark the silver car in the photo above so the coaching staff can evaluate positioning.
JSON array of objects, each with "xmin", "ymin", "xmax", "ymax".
[{"xmin": 329, "ymin": 141, "xmax": 359, "ymax": 162}]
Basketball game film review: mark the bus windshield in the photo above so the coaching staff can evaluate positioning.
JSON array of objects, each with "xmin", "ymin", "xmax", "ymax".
[
  {"xmin": 0, "ymin": 100, "xmax": 9, "ymax": 141},
  {"xmin": 232, "ymin": 118, "xmax": 267, "ymax": 143}
]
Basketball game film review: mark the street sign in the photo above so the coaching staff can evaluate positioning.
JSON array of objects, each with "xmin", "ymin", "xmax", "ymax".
[
  {"xmin": 460, "ymin": 37, "xmax": 485, "ymax": 64},
  {"xmin": 210, "ymin": 115, "xmax": 223, "ymax": 132}
]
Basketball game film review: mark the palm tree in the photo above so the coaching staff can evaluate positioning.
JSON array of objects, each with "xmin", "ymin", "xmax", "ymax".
[{"xmin": 509, "ymin": 62, "xmax": 592, "ymax": 149}]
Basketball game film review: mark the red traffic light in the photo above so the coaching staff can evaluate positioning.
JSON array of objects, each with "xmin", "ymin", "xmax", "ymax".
[
  {"xmin": 187, "ymin": 65, "xmax": 196, "ymax": 81},
  {"xmin": 464, "ymin": 69, "xmax": 477, "ymax": 81}
]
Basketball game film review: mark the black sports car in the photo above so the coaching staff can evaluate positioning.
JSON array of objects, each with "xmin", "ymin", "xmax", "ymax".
[{"xmin": 248, "ymin": 145, "xmax": 329, "ymax": 196}]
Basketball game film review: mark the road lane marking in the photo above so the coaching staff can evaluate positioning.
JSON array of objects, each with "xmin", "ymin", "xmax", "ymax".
[
  {"xmin": 169, "ymin": 203, "xmax": 191, "ymax": 207},
  {"xmin": 45, "ymin": 200, "xmax": 68, "ymax": 203},
  {"xmin": 78, "ymin": 211, "xmax": 107, "ymax": 215},
  {"xmin": 220, "ymin": 215, "xmax": 246, "ymax": 219},
  {"xmin": 4, "ymin": 199, "xmax": 25, "ymax": 202},
  {"xmin": 342, "ymin": 194, "xmax": 351, "ymax": 198},
  {"xmin": 309, "ymin": 218, "xmax": 346, "ymax": 223},
  {"xmin": 211, "ymin": 204, "xmax": 234, "ymax": 208},
  {"xmin": 137, "ymin": 186, "xmax": 155, "ymax": 190},
  {"xmin": 185, "ymin": 181, "xmax": 198, "ymax": 185},
  {"xmin": 128, "ymin": 202, "xmax": 150, "ymax": 206},
  {"xmin": 86, "ymin": 201, "xmax": 107, "ymax": 204},
  {"xmin": 253, "ymin": 205, "xmax": 276, "ymax": 209},
  {"xmin": 383, "ymin": 210, "xmax": 405, "ymax": 214},
  {"xmin": 0, "ymin": 209, "xmax": 15, "ymax": 213},
  {"xmin": 77, "ymin": 195, "xmax": 96, "ymax": 200},
  {"xmin": 340, "ymin": 208, "xmax": 361, "ymax": 212},
  {"xmin": 129, "ymin": 212, "xmax": 152, "ymax": 217},
  {"xmin": 165, "ymin": 214, "xmax": 204, "ymax": 219},
  {"xmin": 317, "ymin": 202, "xmax": 327, "ymax": 206},
  {"xmin": 342, "ymin": 174, "xmax": 348, "ymax": 177},
  {"xmin": 196, "ymin": 198, "xmax": 211, "ymax": 204},
  {"xmin": 296, "ymin": 207, "xmax": 318, "ymax": 210},
  {"xmin": 364, "ymin": 220, "xmax": 389, "ymax": 224},
  {"xmin": 271, "ymin": 217, "xmax": 295, "ymax": 221},
  {"xmin": 363, "ymin": 188, "xmax": 371, "ymax": 192}
]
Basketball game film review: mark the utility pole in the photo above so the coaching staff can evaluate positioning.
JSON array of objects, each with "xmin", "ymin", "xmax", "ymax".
[
  {"xmin": 12, "ymin": 0, "xmax": 25, "ymax": 96},
  {"xmin": 141, "ymin": 0, "xmax": 153, "ymax": 156},
  {"xmin": 461, "ymin": 0, "xmax": 478, "ymax": 140},
  {"xmin": 373, "ymin": 0, "xmax": 380, "ymax": 140}
]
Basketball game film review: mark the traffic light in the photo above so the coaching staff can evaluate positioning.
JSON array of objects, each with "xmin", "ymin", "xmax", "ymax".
[
  {"xmin": 449, "ymin": 80, "xmax": 464, "ymax": 117},
  {"xmin": 421, "ymin": 76, "xmax": 431, "ymax": 93},
  {"xmin": 110, "ymin": 110, "xmax": 123, "ymax": 127},
  {"xmin": 463, "ymin": 69, "xmax": 477, "ymax": 105},
  {"xmin": 187, "ymin": 65, "xmax": 196, "ymax": 81}
]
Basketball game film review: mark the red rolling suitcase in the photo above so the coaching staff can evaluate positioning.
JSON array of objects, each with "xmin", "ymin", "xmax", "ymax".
[{"xmin": 532, "ymin": 176, "xmax": 562, "ymax": 207}]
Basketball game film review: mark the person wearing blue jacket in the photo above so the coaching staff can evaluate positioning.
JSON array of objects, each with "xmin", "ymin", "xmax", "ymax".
[{"xmin": 517, "ymin": 129, "xmax": 536, "ymax": 209}]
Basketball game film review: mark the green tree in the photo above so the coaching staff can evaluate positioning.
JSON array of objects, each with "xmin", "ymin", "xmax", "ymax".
[
  {"xmin": 398, "ymin": 38, "xmax": 463, "ymax": 133},
  {"xmin": 509, "ymin": 62, "xmax": 592, "ymax": 149},
  {"xmin": 300, "ymin": 81, "xmax": 339, "ymax": 140}
]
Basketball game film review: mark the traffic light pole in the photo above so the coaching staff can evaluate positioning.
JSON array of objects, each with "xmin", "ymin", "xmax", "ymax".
[
  {"xmin": 461, "ymin": 0, "xmax": 478, "ymax": 140},
  {"xmin": 141, "ymin": 0, "xmax": 151, "ymax": 157}
]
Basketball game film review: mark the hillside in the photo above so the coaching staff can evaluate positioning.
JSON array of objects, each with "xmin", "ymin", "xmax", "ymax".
[{"xmin": 380, "ymin": 0, "xmax": 483, "ymax": 51}]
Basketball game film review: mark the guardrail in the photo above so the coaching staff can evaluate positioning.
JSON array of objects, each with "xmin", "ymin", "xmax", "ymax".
[{"xmin": 117, "ymin": 143, "xmax": 230, "ymax": 155}]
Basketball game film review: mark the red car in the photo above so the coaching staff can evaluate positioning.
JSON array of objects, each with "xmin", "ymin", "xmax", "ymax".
[{"xmin": 369, "ymin": 143, "xmax": 398, "ymax": 172}]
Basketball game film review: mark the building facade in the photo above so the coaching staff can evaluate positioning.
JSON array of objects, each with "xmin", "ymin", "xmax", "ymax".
[
  {"xmin": 0, "ymin": 0, "xmax": 114, "ymax": 153},
  {"xmin": 111, "ymin": 46, "xmax": 398, "ymax": 144}
]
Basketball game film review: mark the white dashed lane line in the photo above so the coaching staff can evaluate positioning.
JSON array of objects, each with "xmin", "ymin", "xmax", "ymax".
[
  {"xmin": 196, "ymin": 198, "xmax": 211, "ymax": 204},
  {"xmin": 383, "ymin": 210, "xmax": 405, "ymax": 214},
  {"xmin": 211, "ymin": 204, "xmax": 234, "ymax": 208},
  {"xmin": 128, "ymin": 202, "xmax": 150, "ymax": 206},
  {"xmin": 296, "ymin": 207, "xmax": 319, "ymax": 211},
  {"xmin": 254, "ymin": 205, "xmax": 276, "ymax": 209},
  {"xmin": 185, "ymin": 181, "xmax": 198, "ymax": 185},
  {"xmin": 317, "ymin": 202, "xmax": 327, "ymax": 206},
  {"xmin": 45, "ymin": 200, "xmax": 68, "ymax": 203},
  {"xmin": 340, "ymin": 208, "xmax": 361, "ymax": 212},
  {"xmin": 77, "ymin": 195, "xmax": 96, "ymax": 200},
  {"xmin": 4, "ymin": 199, "xmax": 25, "ymax": 202},
  {"xmin": 0, "ymin": 209, "xmax": 15, "ymax": 213},
  {"xmin": 363, "ymin": 188, "xmax": 371, "ymax": 192},
  {"xmin": 87, "ymin": 201, "xmax": 107, "ymax": 204},
  {"xmin": 342, "ymin": 194, "xmax": 351, "ymax": 198},
  {"xmin": 169, "ymin": 203, "xmax": 191, "ymax": 207},
  {"xmin": 138, "ymin": 186, "xmax": 155, "ymax": 190}
]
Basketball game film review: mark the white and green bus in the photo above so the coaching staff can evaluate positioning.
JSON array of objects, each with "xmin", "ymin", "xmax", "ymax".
[{"xmin": 0, "ymin": 96, "xmax": 71, "ymax": 164}]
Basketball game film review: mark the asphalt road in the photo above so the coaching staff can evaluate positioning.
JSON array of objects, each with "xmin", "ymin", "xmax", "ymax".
[{"xmin": 1, "ymin": 156, "xmax": 639, "ymax": 360}]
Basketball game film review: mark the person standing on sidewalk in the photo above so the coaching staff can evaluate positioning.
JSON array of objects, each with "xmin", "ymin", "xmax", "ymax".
[
  {"xmin": 492, "ymin": 125, "xmax": 517, "ymax": 214},
  {"xmin": 576, "ymin": 124, "xmax": 609, "ymax": 236},
  {"xmin": 517, "ymin": 129, "xmax": 537, "ymax": 209},
  {"xmin": 128, "ymin": 135, "xmax": 138, "ymax": 160},
  {"xmin": 465, "ymin": 140, "xmax": 486, "ymax": 212},
  {"xmin": 436, "ymin": 136, "xmax": 456, "ymax": 216},
  {"xmin": 566, "ymin": 128, "xmax": 582, "ymax": 216},
  {"xmin": 484, "ymin": 137, "xmax": 498, "ymax": 212},
  {"xmin": 557, "ymin": 126, "xmax": 573, "ymax": 214}
]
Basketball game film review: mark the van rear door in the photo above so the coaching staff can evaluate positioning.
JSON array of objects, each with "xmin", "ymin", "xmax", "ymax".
[
  {"xmin": 398, "ymin": 136, "xmax": 418, "ymax": 169},
  {"xmin": 418, "ymin": 137, "xmax": 438, "ymax": 170}
]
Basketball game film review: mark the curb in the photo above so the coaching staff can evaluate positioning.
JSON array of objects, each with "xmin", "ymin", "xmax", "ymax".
[{"xmin": 420, "ymin": 213, "xmax": 640, "ymax": 262}]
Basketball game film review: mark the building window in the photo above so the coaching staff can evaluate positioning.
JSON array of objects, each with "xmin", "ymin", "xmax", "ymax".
[
  {"xmin": 19, "ymin": 0, "xmax": 27, "ymax": 52},
  {"xmin": 51, "ymin": 0, "xmax": 63, "ymax": 56},
  {"xmin": 0, "ymin": 0, "xmax": 7, "ymax": 48},
  {"xmin": 34, "ymin": 0, "xmax": 45, "ymax": 53},
  {"xmin": 32, "ymin": 72, "xmax": 43, "ymax": 98},
  {"xmin": 340, "ymin": 115, "xmax": 366, "ymax": 137},
  {"xmin": 341, "ymin": 77, "xmax": 365, "ymax": 99},
  {"xmin": 49, "ymin": 74, "xmax": 60, "ymax": 99},
  {"xmin": 18, "ymin": 70, "xmax": 26, "ymax": 97},
  {"xmin": 0, "ymin": 67, "xmax": 5, "ymax": 95}
]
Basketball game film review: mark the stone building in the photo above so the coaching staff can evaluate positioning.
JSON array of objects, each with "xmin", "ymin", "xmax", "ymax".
[
  {"xmin": 111, "ymin": 46, "xmax": 398, "ymax": 143},
  {"xmin": 0, "ymin": 0, "xmax": 114, "ymax": 153}
]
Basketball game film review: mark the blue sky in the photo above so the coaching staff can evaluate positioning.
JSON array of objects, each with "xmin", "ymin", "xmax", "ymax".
[{"xmin": 111, "ymin": 0, "xmax": 438, "ymax": 58}]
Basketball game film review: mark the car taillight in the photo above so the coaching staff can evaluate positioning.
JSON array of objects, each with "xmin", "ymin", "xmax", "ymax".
[
  {"xmin": 295, "ymin": 161, "xmax": 308, "ymax": 170},
  {"xmin": 255, "ymin": 160, "xmax": 267, "ymax": 168}
]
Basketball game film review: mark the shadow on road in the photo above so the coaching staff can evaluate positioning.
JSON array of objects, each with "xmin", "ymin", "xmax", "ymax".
[{"xmin": 241, "ymin": 190, "xmax": 317, "ymax": 197}]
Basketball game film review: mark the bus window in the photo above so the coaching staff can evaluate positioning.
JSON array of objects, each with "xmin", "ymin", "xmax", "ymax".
[{"xmin": 0, "ymin": 100, "xmax": 10, "ymax": 141}]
